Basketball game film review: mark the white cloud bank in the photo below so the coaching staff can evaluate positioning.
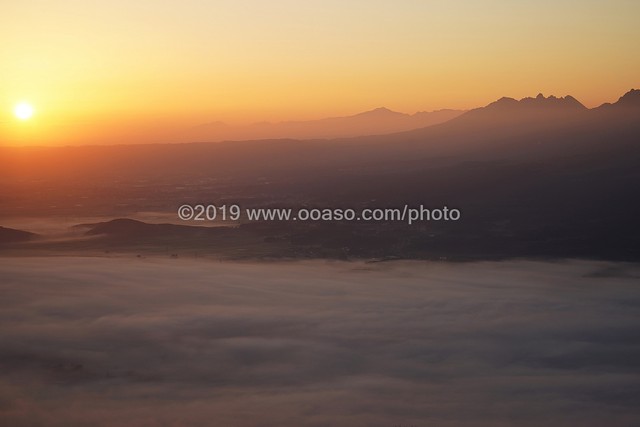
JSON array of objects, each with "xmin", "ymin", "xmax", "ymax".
[{"xmin": 0, "ymin": 257, "xmax": 639, "ymax": 427}]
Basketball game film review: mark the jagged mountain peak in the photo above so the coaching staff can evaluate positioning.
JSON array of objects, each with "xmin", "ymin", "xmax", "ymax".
[{"xmin": 614, "ymin": 88, "xmax": 640, "ymax": 107}]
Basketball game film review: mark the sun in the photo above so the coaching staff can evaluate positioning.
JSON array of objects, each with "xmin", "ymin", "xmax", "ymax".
[{"xmin": 14, "ymin": 102, "xmax": 35, "ymax": 121}]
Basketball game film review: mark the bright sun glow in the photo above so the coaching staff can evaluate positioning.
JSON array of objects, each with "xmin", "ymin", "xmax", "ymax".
[{"xmin": 14, "ymin": 102, "xmax": 35, "ymax": 120}]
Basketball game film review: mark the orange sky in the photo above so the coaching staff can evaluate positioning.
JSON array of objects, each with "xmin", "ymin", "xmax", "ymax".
[{"xmin": 2, "ymin": 0, "xmax": 639, "ymax": 146}]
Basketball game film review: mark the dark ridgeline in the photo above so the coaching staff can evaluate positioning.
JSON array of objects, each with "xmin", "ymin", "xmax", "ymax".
[
  {"xmin": 183, "ymin": 107, "xmax": 465, "ymax": 142},
  {"xmin": 0, "ymin": 226, "xmax": 36, "ymax": 244},
  {"xmin": 1, "ymin": 90, "xmax": 639, "ymax": 260}
]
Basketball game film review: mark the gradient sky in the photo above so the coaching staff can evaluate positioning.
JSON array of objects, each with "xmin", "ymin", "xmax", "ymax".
[{"xmin": 2, "ymin": 0, "xmax": 639, "ymax": 145}]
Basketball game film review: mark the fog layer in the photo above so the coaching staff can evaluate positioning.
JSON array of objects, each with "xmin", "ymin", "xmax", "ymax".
[{"xmin": 0, "ymin": 258, "xmax": 639, "ymax": 426}]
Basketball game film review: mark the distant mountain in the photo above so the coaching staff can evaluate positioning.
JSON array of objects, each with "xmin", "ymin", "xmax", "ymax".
[
  {"xmin": 3, "ymin": 90, "xmax": 638, "ymax": 186},
  {"xmin": 0, "ymin": 226, "xmax": 36, "ymax": 244},
  {"xmin": 182, "ymin": 108, "xmax": 464, "ymax": 142},
  {"xmin": 450, "ymin": 93, "xmax": 587, "ymax": 128},
  {"xmin": 615, "ymin": 88, "xmax": 640, "ymax": 107},
  {"xmin": 596, "ymin": 88, "xmax": 640, "ymax": 110},
  {"xmin": 3, "ymin": 90, "xmax": 637, "ymax": 183},
  {"xmin": 484, "ymin": 93, "xmax": 586, "ymax": 111},
  {"xmin": 84, "ymin": 218, "xmax": 213, "ymax": 238},
  {"xmin": 367, "ymin": 90, "xmax": 638, "ymax": 162},
  {"xmin": 2, "ymin": 90, "xmax": 639, "ymax": 260}
]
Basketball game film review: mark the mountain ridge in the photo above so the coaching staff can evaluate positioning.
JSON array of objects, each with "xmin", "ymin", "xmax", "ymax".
[
  {"xmin": 183, "ymin": 107, "xmax": 465, "ymax": 142},
  {"xmin": 0, "ymin": 226, "xmax": 37, "ymax": 244}
]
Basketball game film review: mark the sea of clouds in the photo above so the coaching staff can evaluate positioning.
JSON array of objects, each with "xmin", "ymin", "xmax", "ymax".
[{"xmin": 0, "ymin": 257, "xmax": 639, "ymax": 427}]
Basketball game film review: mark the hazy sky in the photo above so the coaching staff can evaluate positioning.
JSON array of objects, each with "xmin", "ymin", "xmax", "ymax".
[{"xmin": 2, "ymin": 0, "xmax": 639, "ymax": 145}]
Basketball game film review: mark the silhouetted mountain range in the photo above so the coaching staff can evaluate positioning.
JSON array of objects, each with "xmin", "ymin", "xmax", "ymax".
[
  {"xmin": 82, "ymin": 218, "xmax": 215, "ymax": 239},
  {"xmin": 597, "ymin": 88, "xmax": 640, "ymax": 109},
  {"xmin": 182, "ymin": 107, "xmax": 464, "ymax": 141},
  {"xmin": 0, "ymin": 226, "xmax": 36, "ymax": 244},
  {"xmin": 486, "ymin": 93, "xmax": 586, "ymax": 110},
  {"xmin": 1, "ymin": 89, "xmax": 639, "ymax": 260}
]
